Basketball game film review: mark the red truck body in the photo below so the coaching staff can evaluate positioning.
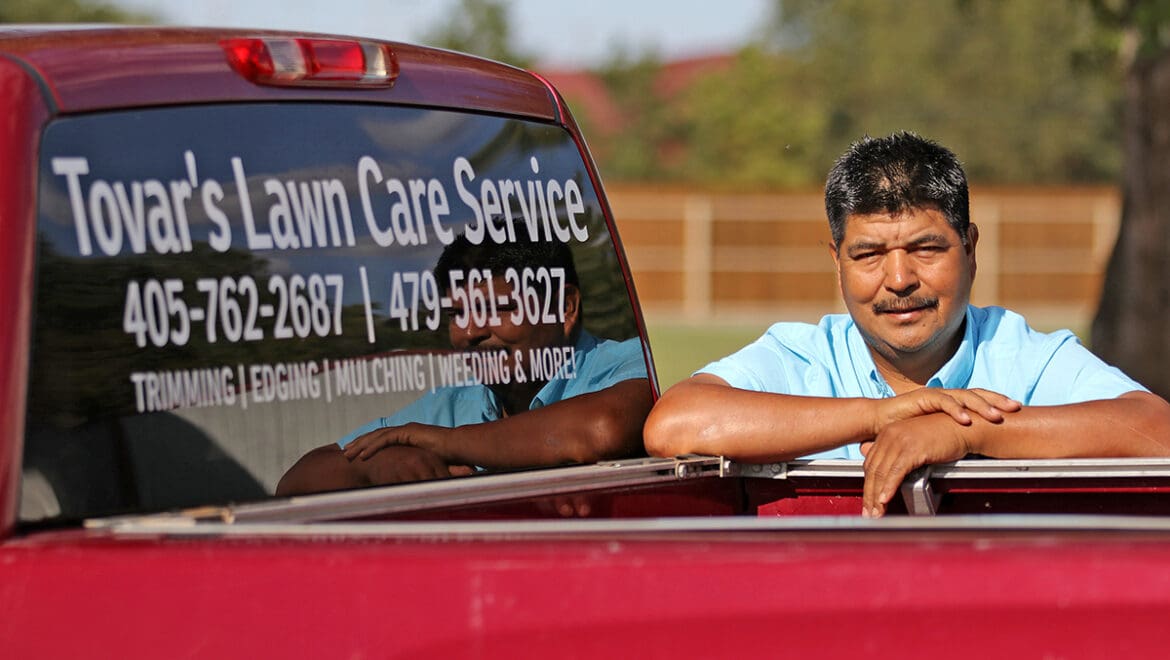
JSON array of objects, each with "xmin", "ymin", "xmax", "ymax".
[{"xmin": 3, "ymin": 25, "xmax": 1170, "ymax": 658}]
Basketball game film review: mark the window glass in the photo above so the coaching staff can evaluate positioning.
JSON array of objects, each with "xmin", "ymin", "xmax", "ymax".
[{"xmin": 23, "ymin": 103, "xmax": 648, "ymax": 523}]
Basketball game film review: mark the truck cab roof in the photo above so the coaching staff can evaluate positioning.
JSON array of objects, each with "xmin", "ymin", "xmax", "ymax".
[{"xmin": 0, "ymin": 25, "xmax": 561, "ymax": 118}]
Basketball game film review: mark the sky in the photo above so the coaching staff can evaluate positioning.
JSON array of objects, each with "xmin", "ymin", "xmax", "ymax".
[{"xmin": 114, "ymin": 0, "xmax": 772, "ymax": 68}]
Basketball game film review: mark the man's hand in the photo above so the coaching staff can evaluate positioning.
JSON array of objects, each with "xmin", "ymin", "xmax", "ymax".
[
  {"xmin": 860, "ymin": 413, "xmax": 976, "ymax": 518},
  {"xmin": 361, "ymin": 445, "xmax": 473, "ymax": 484},
  {"xmin": 872, "ymin": 388, "xmax": 1020, "ymax": 435},
  {"xmin": 276, "ymin": 443, "xmax": 471, "ymax": 495},
  {"xmin": 858, "ymin": 388, "xmax": 1019, "ymax": 517},
  {"xmin": 343, "ymin": 423, "xmax": 449, "ymax": 461}
]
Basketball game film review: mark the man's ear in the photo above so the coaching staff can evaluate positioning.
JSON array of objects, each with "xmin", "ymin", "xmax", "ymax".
[
  {"xmin": 966, "ymin": 223, "xmax": 979, "ymax": 278},
  {"xmin": 562, "ymin": 284, "xmax": 582, "ymax": 339},
  {"xmin": 828, "ymin": 242, "xmax": 844, "ymax": 293}
]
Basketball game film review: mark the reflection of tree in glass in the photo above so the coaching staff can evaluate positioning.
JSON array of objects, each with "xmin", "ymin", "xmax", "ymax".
[
  {"xmin": 27, "ymin": 238, "xmax": 445, "ymax": 428},
  {"xmin": 571, "ymin": 208, "xmax": 639, "ymax": 342},
  {"xmin": 467, "ymin": 121, "xmax": 569, "ymax": 172}
]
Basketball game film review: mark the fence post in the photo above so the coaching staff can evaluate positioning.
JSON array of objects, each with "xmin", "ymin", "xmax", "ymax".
[
  {"xmin": 683, "ymin": 195, "xmax": 714, "ymax": 319},
  {"xmin": 971, "ymin": 198, "xmax": 1000, "ymax": 307},
  {"xmin": 1091, "ymin": 194, "xmax": 1121, "ymax": 269}
]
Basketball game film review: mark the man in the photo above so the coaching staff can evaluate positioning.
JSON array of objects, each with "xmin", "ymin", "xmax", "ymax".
[
  {"xmin": 277, "ymin": 232, "xmax": 651, "ymax": 495},
  {"xmin": 644, "ymin": 131, "xmax": 1170, "ymax": 518}
]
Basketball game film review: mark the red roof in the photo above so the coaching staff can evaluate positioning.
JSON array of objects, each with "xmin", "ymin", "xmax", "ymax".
[
  {"xmin": 541, "ymin": 68, "xmax": 624, "ymax": 134},
  {"xmin": 542, "ymin": 52, "xmax": 737, "ymax": 137}
]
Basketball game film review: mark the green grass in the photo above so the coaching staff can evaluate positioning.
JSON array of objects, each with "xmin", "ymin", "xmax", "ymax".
[{"xmin": 644, "ymin": 321, "xmax": 769, "ymax": 389}]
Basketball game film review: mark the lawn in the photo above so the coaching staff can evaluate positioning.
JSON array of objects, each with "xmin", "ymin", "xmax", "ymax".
[{"xmin": 644, "ymin": 320, "xmax": 770, "ymax": 390}]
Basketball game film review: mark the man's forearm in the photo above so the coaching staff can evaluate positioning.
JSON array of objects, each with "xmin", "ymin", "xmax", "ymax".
[
  {"xmin": 278, "ymin": 443, "xmax": 460, "ymax": 495},
  {"xmin": 965, "ymin": 391, "xmax": 1170, "ymax": 459},
  {"xmin": 860, "ymin": 390, "xmax": 1170, "ymax": 518},
  {"xmin": 644, "ymin": 375, "xmax": 879, "ymax": 461},
  {"xmin": 276, "ymin": 444, "xmax": 368, "ymax": 495},
  {"xmin": 645, "ymin": 375, "xmax": 1021, "ymax": 461},
  {"xmin": 430, "ymin": 379, "xmax": 653, "ymax": 469}
]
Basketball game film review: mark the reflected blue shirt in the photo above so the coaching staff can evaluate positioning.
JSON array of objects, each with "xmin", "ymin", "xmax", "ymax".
[
  {"xmin": 338, "ymin": 331, "xmax": 647, "ymax": 448},
  {"xmin": 697, "ymin": 305, "xmax": 1147, "ymax": 460}
]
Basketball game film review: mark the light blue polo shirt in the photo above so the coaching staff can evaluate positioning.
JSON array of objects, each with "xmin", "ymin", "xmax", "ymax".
[
  {"xmin": 698, "ymin": 305, "xmax": 1147, "ymax": 460},
  {"xmin": 338, "ymin": 331, "xmax": 647, "ymax": 448}
]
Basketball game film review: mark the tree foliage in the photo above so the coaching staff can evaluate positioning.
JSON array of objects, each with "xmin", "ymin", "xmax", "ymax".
[
  {"xmin": 589, "ymin": 48, "xmax": 681, "ymax": 181},
  {"xmin": 422, "ymin": 0, "xmax": 533, "ymax": 68},
  {"xmin": 590, "ymin": 0, "xmax": 1123, "ymax": 187},
  {"xmin": 0, "ymin": 0, "xmax": 150, "ymax": 23}
]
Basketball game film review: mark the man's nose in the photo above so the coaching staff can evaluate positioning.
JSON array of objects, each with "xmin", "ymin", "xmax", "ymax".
[
  {"xmin": 449, "ymin": 314, "xmax": 492, "ymax": 348},
  {"xmin": 883, "ymin": 250, "xmax": 919, "ymax": 296}
]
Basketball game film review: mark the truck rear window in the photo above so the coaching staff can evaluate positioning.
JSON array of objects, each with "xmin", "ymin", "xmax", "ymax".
[{"xmin": 22, "ymin": 103, "xmax": 647, "ymax": 523}]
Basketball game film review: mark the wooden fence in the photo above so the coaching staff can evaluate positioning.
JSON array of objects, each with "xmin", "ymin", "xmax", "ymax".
[{"xmin": 609, "ymin": 184, "xmax": 1121, "ymax": 331}]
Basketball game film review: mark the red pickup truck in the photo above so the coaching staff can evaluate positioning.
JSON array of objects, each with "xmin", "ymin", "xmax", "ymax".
[{"xmin": 3, "ymin": 25, "xmax": 1170, "ymax": 658}]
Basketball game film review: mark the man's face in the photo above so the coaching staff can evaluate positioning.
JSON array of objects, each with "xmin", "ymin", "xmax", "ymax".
[
  {"xmin": 447, "ymin": 275, "xmax": 580, "ymax": 389},
  {"xmin": 831, "ymin": 207, "xmax": 977, "ymax": 371}
]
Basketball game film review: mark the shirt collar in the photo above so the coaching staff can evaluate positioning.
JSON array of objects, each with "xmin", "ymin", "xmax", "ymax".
[
  {"xmin": 531, "ymin": 331, "xmax": 596, "ymax": 409},
  {"xmin": 840, "ymin": 318, "xmax": 892, "ymax": 398},
  {"xmin": 478, "ymin": 385, "xmax": 503, "ymax": 419},
  {"xmin": 926, "ymin": 305, "xmax": 976, "ymax": 388},
  {"xmin": 854, "ymin": 305, "xmax": 976, "ymax": 394}
]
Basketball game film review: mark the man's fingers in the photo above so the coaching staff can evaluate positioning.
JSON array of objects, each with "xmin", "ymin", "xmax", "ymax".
[
  {"xmin": 929, "ymin": 393, "xmax": 973, "ymax": 425},
  {"xmin": 864, "ymin": 412, "xmax": 978, "ymax": 518},
  {"xmin": 346, "ymin": 440, "xmax": 380, "ymax": 461},
  {"xmin": 880, "ymin": 388, "xmax": 1021, "ymax": 435},
  {"xmin": 863, "ymin": 457, "xmax": 903, "ymax": 519},
  {"xmin": 862, "ymin": 437, "xmax": 919, "ymax": 518},
  {"xmin": 933, "ymin": 389, "xmax": 1022, "ymax": 425},
  {"xmin": 402, "ymin": 455, "xmax": 446, "ymax": 481},
  {"xmin": 341, "ymin": 441, "xmax": 363, "ymax": 460},
  {"xmin": 344, "ymin": 429, "xmax": 411, "ymax": 461},
  {"xmin": 862, "ymin": 449, "xmax": 888, "ymax": 518},
  {"xmin": 969, "ymin": 388, "xmax": 1022, "ymax": 412},
  {"xmin": 956, "ymin": 392, "xmax": 1003, "ymax": 424},
  {"xmin": 953, "ymin": 389, "xmax": 1021, "ymax": 423}
]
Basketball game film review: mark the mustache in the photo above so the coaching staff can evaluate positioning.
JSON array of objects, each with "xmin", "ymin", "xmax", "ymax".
[
  {"xmin": 465, "ymin": 344, "xmax": 510, "ymax": 355},
  {"xmin": 873, "ymin": 296, "xmax": 939, "ymax": 314}
]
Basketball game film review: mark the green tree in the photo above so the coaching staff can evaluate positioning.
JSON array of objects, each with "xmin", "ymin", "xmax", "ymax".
[
  {"xmin": 591, "ymin": 47, "xmax": 680, "ymax": 181},
  {"xmin": 677, "ymin": 45, "xmax": 830, "ymax": 187},
  {"xmin": 1090, "ymin": 0, "xmax": 1170, "ymax": 398},
  {"xmin": 747, "ymin": 0, "xmax": 1121, "ymax": 185},
  {"xmin": 593, "ymin": 1, "xmax": 1122, "ymax": 187},
  {"xmin": 0, "ymin": 0, "xmax": 150, "ymax": 22},
  {"xmin": 421, "ymin": 0, "xmax": 533, "ymax": 68}
]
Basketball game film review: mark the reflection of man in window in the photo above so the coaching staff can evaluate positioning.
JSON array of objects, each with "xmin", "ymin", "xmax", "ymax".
[{"xmin": 277, "ymin": 231, "xmax": 651, "ymax": 495}]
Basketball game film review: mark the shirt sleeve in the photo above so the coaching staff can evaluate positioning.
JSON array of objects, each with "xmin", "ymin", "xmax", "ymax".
[
  {"xmin": 336, "ymin": 390, "xmax": 460, "ymax": 448},
  {"xmin": 696, "ymin": 325, "xmax": 821, "ymax": 394},
  {"xmin": 698, "ymin": 342, "xmax": 789, "ymax": 392},
  {"xmin": 1028, "ymin": 332, "xmax": 1148, "ymax": 405},
  {"xmin": 591, "ymin": 337, "xmax": 649, "ymax": 384},
  {"xmin": 336, "ymin": 417, "xmax": 386, "ymax": 449}
]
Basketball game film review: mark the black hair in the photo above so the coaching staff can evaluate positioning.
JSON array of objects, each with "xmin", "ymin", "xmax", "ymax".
[
  {"xmin": 434, "ymin": 221, "xmax": 580, "ymax": 295},
  {"xmin": 824, "ymin": 132, "xmax": 970, "ymax": 246}
]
